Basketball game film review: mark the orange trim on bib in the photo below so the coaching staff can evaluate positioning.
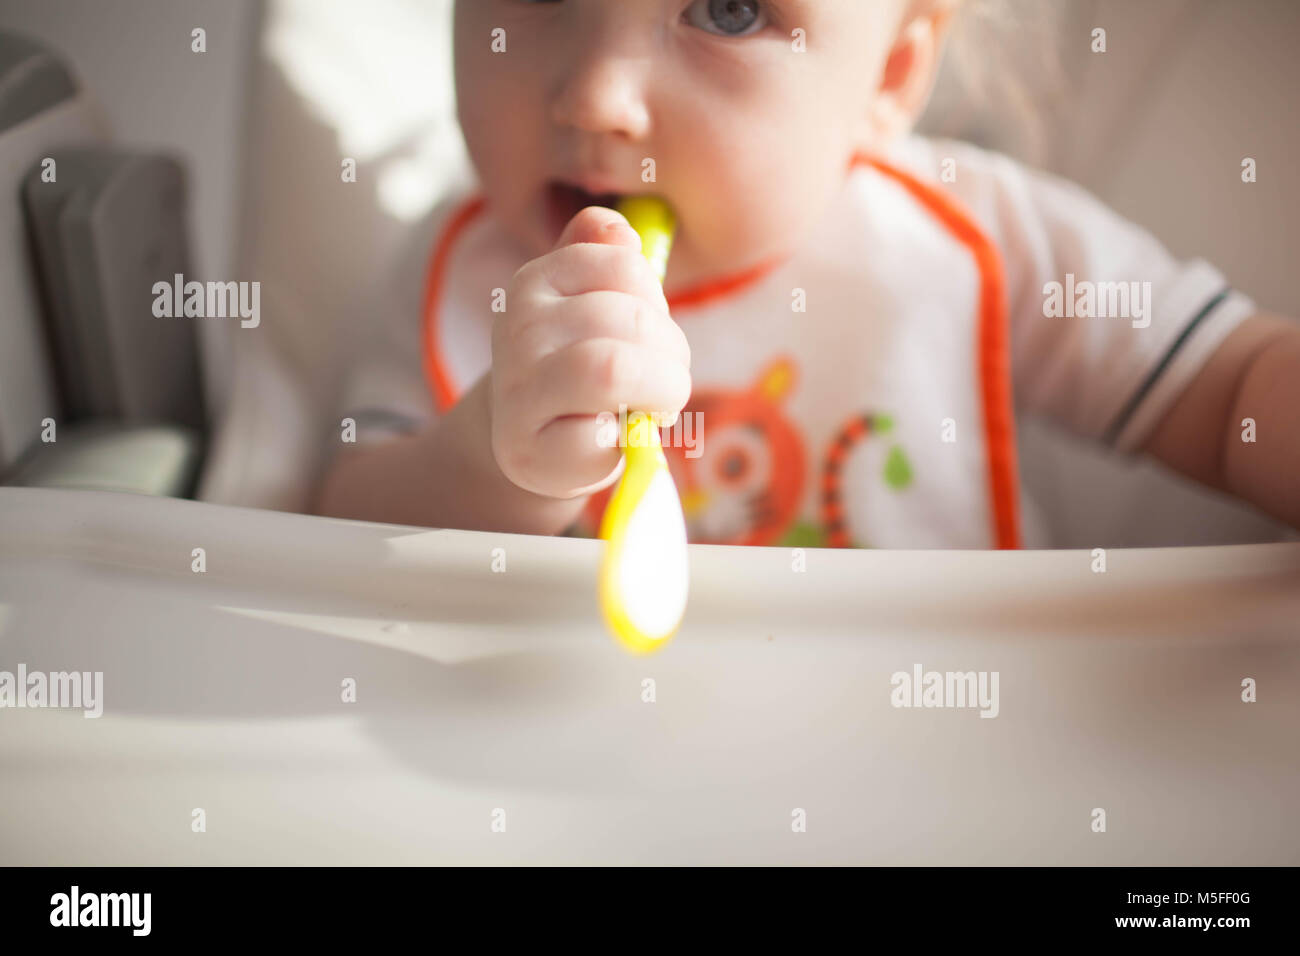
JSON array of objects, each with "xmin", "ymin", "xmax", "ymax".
[
  {"xmin": 420, "ymin": 200, "xmax": 782, "ymax": 412},
  {"xmin": 666, "ymin": 256, "xmax": 785, "ymax": 312},
  {"xmin": 853, "ymin": 153, "xmax": 1022, "ymax": 550},
  {"xmin": 421, "ymin": 196, "xmax": 487, "ymax": 414}
]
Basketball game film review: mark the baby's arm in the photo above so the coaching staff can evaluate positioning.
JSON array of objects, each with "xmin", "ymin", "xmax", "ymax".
[
  {"xmin": 313, "ymin": 374, "xmax": 593, "ymax": 534},
  {"xmin": 314, "ymin": 206, "xmax": 690, "ymax": 533},
  {"xmin": 1142, "ymin": 313, "xmax": 1300, "ymax": 529}
]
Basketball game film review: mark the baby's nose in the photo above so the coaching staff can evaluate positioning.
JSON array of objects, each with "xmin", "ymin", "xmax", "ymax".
[{"xmin": 550, "ymin": 53, "xmax": 653, "ymax": 141}]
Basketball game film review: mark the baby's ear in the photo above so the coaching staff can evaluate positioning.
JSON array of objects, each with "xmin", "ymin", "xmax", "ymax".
[{"xmin": 868, "ymin": 2, "xmax": 958, "ymax": 143}]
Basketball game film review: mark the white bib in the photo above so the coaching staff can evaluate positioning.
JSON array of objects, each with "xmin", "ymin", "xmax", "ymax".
[{"xmin": 422, "ymin": 155, "xmax": 1024, "ymax": 549}]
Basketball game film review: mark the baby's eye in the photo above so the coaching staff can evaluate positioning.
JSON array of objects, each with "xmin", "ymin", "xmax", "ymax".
[{"xmin": 683, "ymin": 0, "xmax": 767, "ymax": 38}]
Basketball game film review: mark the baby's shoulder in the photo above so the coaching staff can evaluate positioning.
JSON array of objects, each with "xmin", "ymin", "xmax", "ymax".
[
  {"xmin": 872, "ymin": 134, "xmax": 1139, "ymax": 260},
  {"xmin": 884, "ymin": 134, "xmax": 1012, "ymax": 173}
]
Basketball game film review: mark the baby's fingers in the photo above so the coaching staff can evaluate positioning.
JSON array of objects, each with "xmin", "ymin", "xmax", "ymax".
[
  {"xmin": 509, "ymin": 290, "xmax": 690, "ymax": 371},
  {"xmin": 515, "ymin": 239, "xmax": 668, "ymax": 312},
  {"xmin": 553, "ymin": 205, "xmax": 642, "ymax": 253},
  {"xmin": 519, "ymin": 337, "xmax": 692, "ymax": 432}
]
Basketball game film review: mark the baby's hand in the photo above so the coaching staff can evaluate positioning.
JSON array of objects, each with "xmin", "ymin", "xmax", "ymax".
[{"xmin": 489, "ymin": 206, "xmax": 692, "ymax": 499}]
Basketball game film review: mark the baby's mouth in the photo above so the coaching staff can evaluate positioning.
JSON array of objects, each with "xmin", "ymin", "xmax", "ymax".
[{"xmin": 545, "ymin": 180, "xmax": 624, "ymax": 241}]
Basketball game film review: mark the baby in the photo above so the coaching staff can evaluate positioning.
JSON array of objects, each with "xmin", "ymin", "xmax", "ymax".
[{"xmin": 316, "ymin": 0, "xmax": 1300, "ymax": 548}]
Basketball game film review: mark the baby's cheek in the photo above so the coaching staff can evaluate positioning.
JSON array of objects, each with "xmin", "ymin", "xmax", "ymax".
[
  {"xmin": 682, "ymin": 115, "xmax": 847, "ymax": 260},
  {"xmin": 456, "ymin": 98, "xmax": 548, "ymax": 251},
  {"xmin": 694, "ymin": 176, "xmax": 829, "ymax": 270}
]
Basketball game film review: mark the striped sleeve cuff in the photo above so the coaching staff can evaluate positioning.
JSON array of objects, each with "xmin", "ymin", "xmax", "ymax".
[
  {"xmin": 1103, "ymin": 264, "xmax": 1257, "ymax": 454},
  {"xmin": 334, "ymin": 359, "xmax": 435, "ymax": 448}
]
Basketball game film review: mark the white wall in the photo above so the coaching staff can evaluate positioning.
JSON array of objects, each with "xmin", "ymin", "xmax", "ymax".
[{"xmin": 0, "ymin": 0, "xmax": 263, "ymax": 411}]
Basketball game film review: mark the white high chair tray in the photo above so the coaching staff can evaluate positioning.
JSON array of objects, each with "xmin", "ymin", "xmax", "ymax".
[{"xmin": 1, "ymin": 487, "xmax": 1297, "ymax": 864}]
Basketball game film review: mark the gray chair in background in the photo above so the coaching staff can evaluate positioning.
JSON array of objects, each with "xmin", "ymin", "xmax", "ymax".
[{"xmin": 0, "ymin": 30, "xmax": 205, "ymax": 497}]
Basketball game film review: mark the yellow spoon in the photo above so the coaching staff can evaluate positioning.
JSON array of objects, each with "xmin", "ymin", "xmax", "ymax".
[{"xmin": 597, "ymin": 196, "xmax": 688, "ymax": 655}]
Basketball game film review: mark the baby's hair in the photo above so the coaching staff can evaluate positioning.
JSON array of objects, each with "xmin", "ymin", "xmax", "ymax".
[{"xmin": 921, "ymin": 0, "xmax": 1068, "ymax": 165}]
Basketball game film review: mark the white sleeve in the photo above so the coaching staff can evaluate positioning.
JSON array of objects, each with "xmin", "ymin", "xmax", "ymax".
[
  {"xmin": 332, "ymin": 202, "xmax": 451, "ymax": 448},
  {"xmin": 895, "ymin": 137, "xmax": 1258, "ymax": 454}
]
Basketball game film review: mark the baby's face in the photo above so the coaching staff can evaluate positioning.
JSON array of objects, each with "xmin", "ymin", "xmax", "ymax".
[{"xmin": 454, "ymin": 0, "xmax": 907, "ymax": 290}]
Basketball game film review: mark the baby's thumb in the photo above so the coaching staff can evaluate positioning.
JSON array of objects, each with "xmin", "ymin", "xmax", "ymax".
[{"xmin": 553, "ymin": 205, "xmax": 642, "ymax": 252}]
